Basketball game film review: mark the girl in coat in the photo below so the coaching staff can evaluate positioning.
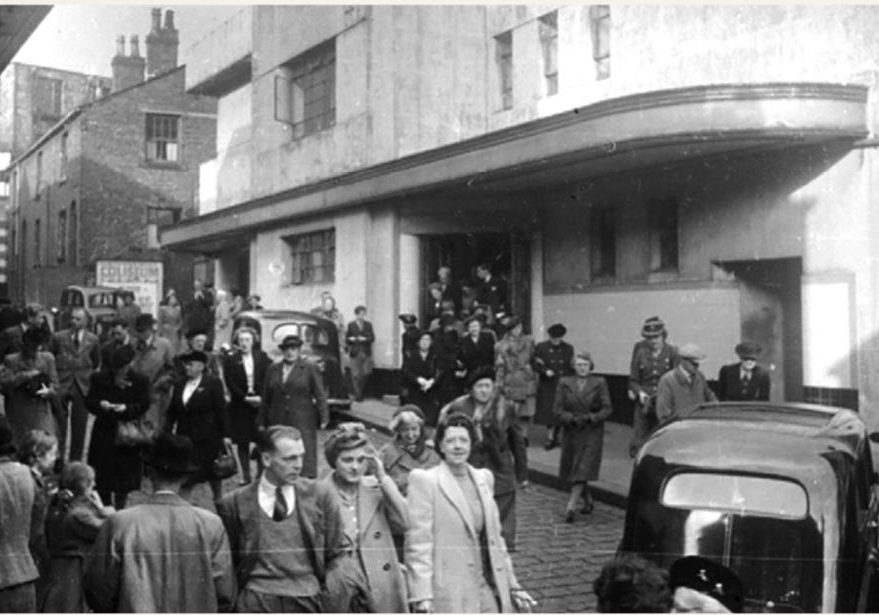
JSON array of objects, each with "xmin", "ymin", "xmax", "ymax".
[
  {"xmin": 222, "ymin": 327, "xmax": 271, "ymax": 485},
  {"xmin": 42, "ymin": 462, "xmax": 115, "ymax": 613},
  {"xmin": 553, "ymin": 352, "xmax": 613, "ymax": 523},
  {"xmin": 324, "ymin": 422, "xmax": 409, "ymax": 613},
  {"xmin": 405, "ymin": 412, "xmax": 537, "ymax": 614},
  {"xmin": 494, "ymin": 317, "xmax": 537, "ymax": 421}
]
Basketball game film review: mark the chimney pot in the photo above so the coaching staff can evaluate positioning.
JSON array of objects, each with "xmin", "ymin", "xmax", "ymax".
[
  {"xmin": 151, "ymin": 8, "xmax": 161, "ymax": 32},
  {"xmin": 130, "ymin": 35, "xmax": 141, "ymax": 57},
  {"xmin": 115, "ymin": 35, "xmax": 125, "ymax": 56},
  {"xmin": 164, "ymin": 9, "xmax": 175, "ymax": 31}
]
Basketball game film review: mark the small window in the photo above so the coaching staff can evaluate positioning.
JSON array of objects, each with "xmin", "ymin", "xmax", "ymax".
[
  {"xmin": 284, "ymin": 228, "xmax": 335, "ymax": 285},
  {"xmin": 60, "ymin": 131, "xmax": 68, "ymax": 180},
  {"xmin": 275, "ymin": 39, "xmax": 336, "ymax": 140},
  {"xmin": 590, "ymin": 204, "xmax": 616, "ymax": 278},
  {"xmin": 69, "ymin": 201, "xmax": 77, "ymax": 266},
  {"xmin": 145, "ymin": 113, "xmax": 180, "ymax": 162},
  {"xmin": 589, "ymin": 5, "xmax": 610, "ymax": 80},
  {"xmin": 35, "ymin": 151, "xmax": 43, "ymax": 194},
  {"xmin": 57, "ymin": 209, "xmax": 67, "ymax": 263},
  {"xmin": 495, "ymin": 30, "xmax": 513, "ymax": 110},
  {"xmin": 539, "ymin": 11, "xmax": 559, "ymax": 97},
  {"xmin": 648, "ymin": 198, "xmax": 679, "ymax": 271},
  {"xmin": 34, "ymin": 218, "xmax": 41, "ymax": 267},
  {"xmin": 662, "ymin": 472, "xmax": 809, "ymax": 519},
  {"xmin": 34, "ymin": 76, "xmax": 62, "ymax": 119}
]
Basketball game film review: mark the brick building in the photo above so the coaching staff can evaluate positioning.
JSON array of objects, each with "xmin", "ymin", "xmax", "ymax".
[
  {"xmin": 7, "ymin": 8, "xmax": 217, "ymax": 310},
  {"xmin": 165, "ymin": 6, "xmax": 879, "ymax": 427}
]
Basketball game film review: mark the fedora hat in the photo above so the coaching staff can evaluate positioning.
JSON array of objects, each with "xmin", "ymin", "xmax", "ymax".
[
  {"xmin": 734, "ymin": 342, "xmax": 761, "ymax": 360},
  {"xmin": 278, "ymin": 334, "xmax": 303, "ymax": 349},
  {"xmin": 467, "ymin": 365, "xmax": 495, "ymax": 390},
  {"xmin": 143, "ymin": 433, "xmax": 199, "ymax": 475},
  {"xmin": 134, "ymin": 313, "xmax": 157, "ymax": 331}
]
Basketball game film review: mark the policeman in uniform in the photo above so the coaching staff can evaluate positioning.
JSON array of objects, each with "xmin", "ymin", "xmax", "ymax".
[{"xmin": 628, "ymin": 316, "xmax": 678, "ymax": 457}]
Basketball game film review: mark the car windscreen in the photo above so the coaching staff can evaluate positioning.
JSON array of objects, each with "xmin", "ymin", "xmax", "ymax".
[
  {"xmin": 271, "ymin": 323, "xmax": 329, "ymax": 347},
  {"xmin": 88, "ymin": 293, "xmax": 117, "ymax": 308}
]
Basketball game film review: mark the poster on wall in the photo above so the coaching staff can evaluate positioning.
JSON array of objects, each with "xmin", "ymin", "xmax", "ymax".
[{"xmin": 95, "ymin": 260, "xmax": 163, "ymax": 318}]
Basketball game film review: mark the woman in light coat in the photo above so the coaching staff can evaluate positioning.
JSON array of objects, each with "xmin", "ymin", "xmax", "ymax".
[
  {"xmin": 0, "ymin": 327, "xmax": 59, "ymax": 443},
  {"xmin": 405, "ymin": 412, "xmax": 536, "ymax": 613},
  {"xmin": 324, "ymin": 422, "xmax": 409, "ymax": 613},
  {"xmin": 494, "ymin": 316, "xmax": 537, "ymax": 420}
]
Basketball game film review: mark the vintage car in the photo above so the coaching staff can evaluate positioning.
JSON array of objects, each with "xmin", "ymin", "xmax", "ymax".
[
  {"xmin": 620, "ymin": 402, "xmax": 879, "ymax": 613},
  {"xmin": 56, "ymin": 285, "xmax": 122, "ymax": 338},
  {"xmin": 232, "ymin": 309, "xmax": 352, "ymax": 420}
]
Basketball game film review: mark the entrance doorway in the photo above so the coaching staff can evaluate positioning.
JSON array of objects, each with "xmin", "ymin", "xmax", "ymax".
[
  {"xmin": 422, "ymin": 232, "xmax": 531, "ymax": 330},
  {"xmin": 717, "ymin": 257, "xmax": 803, "ymax": 402}
]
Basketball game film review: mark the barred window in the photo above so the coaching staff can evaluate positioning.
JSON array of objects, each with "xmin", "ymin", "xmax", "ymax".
[
  {"xmin": 145, "ymin": 113, "xmax": 180, "ymax": 162},
  {"xmin": 275, "ymin": 40, "xmax": 336, "ymax": 140},
  {"xmin": 495, "ymin": 31, "xmax": 513, "ymax": 110},
  {"xmin": 539, "ymin": 11, "xmax": 559, "ymax": 97},
  {"xmin": 284, "ymin": 229, "xmax": 335, "ymax": 285}
]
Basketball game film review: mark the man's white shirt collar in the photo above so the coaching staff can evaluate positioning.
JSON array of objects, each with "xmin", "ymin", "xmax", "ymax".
[{"xmin": 258, "ymin": 474, "xmax": 295, "ymax": 518}]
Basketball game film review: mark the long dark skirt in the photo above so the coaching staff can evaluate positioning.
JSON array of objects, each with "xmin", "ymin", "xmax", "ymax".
[
  {"xmin": 88, "ymin": 416, "xmax": 143, "ymax": 496},
  {"xmin": 559, "ymin": 422, "xmax": 604, "ymax": 485},
  {"xmin": 534, "ymin": 378, "xmax": 560, "ymax": 426}
]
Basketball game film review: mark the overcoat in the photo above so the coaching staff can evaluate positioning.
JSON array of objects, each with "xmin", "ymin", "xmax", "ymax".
[
  {"xmin": 216, "ymin": 478, "xmax": 348, "ymax": 595},
  {"xmin": 325, "ymin": 474, "xmax": 409, "ymax": 613},
  {"xmin": 84, "ymin": 492, "xmax": 235, "ymax": 613},
  {"xmin": 716, "ymin": 362, "xmax": 771, "ymax": 401},
  {"xmin": 258, "ymin": 359, "xmax": 328, "ymax": 478},
  {"xmin": 0, "ymin": 459, "xmax": 38, "ymax": 592},
  {"xmin": 531, "ymin": 340, "xmax": 574, "ymax": 426},
  {"xmin": 405, "ymin": 463, "xmax": 521, "ymax": 613},
  {"xmin": 380, "ymin": 439, "xmax": 441, "ymax": 497},
  {"xmin": 495, "ymin": 334, "xmax": 537, "ymax": 402},
  {"xmin": 459, "ymin": 331, "xmax": 496, "ymax": 376},
  {"xmin": 51, "ymin": 329, "xmax": 101, "ymax": 397},
  {"xmin": 165, "ymin": 374, "xmax": 229, "ymax": 482},
  {"xmin": 223, "ymin": 349, "xmax": 271, "ymax": 444},
  {"xmin": 0, "ymin": 350, "xmax": 59, "ymax": 442},
  {"xmin": 85, "ymin": 369, "xmax": 150, "ymax": 496},
  {"xmin": 553, "ymin": 375, "xmax": 613, "ymax": 484},
  {"xmin": 401, "ymin": 349, "xmax": 442, "ymax": 425}
]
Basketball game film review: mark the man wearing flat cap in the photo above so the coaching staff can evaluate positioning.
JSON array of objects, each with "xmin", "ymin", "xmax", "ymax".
[
  {"xmin": 669, "ymin": 555, "xmax": 744, "ymax": 613},
  {"xmin": 655, "ymin": 343, "xmax": 716, "ymax": 425},
  {"xmin": 532, "ymin": 323, "xmax": 574, "ymax": 450},
  {"xmin": 716, "ymin": 342, "xmax": 770, "ymax": 402},
  {"xmin": 628, "ymin": 316, "xmax": 679, "ymax": 456},
  {"xmin": 439, "ymin": 365, "xmax": 528, "ymax": 551},
  {"xmin": 85, "ymin": 433, "xmax": 235, "ymax": 612},
  {"xmin": 259, "ymin": 335, "xmax": 328, "ymax": 479}
]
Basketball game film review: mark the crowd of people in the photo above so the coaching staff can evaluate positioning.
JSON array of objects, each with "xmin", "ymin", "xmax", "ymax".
[{"xmin": 0, "ymin": 269, "xmax": 775, "ymax": 613}]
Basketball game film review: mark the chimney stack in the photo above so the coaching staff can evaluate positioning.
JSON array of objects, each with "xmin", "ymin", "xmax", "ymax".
[
  {"xmin": 130, "ymin": 35, "xmax": 141, "ymax": 57},
  {"xmin": 146, "ymin": 8, "xmax": 179, "ymax": 78},
  {"xmin": 111, "ymin": 33, "xmax": 145, "ymax": 91}
]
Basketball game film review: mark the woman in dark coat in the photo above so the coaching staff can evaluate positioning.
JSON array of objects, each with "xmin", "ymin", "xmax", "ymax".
[
  {"xmin": 85, "ymin": 345, "xmax": 150, "ymax": 509},
  {"xmin": 553, "ymin": 351, "xmax": 613, "ymax": 523},
  {"xmin": 532, "ymin": 323, "xmax": 574, "ymax": 449},
  {"xmin": 222, "ymin": 326, "xmax": 271, "ymax": 485},
  {"xmin": 401, "ymin": 331, "xmax": 442, "ymax": 427},
  {"xmin": 165, "ymin": 349, "xmax": 229, "ymax": 503}
]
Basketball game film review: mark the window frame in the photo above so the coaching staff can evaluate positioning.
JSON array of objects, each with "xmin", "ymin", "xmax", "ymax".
[
  {"xmin": 57, "ymin": 209, "xmax": 67, "ymax": 263},
  {"xmin": 589, "ymin": 5, "xmax": 611, "ymax": 80},
  {"xmin": 648, "ymin": 198, "xmax": 680, "ymax": 272},
  {"xmin": 145, "ymin": 113, "xmax": 181, "ymax": 164},
  {"xmin": 539, "ymin": 11, "xmax": 559, "ymax": 97},
  {"xmin": 34, "ymin": 76, "xmax": 62, "ymax": 120},
  {"xmin": 495, "ymin": 30, "xmax": 514, "ymax": 110},
  {"xmin": 590, "ymin": 203, "xmax": 616, "ymax": 280},
  {"xmin": 283, "ymin": 228, "xmax": 336, "ymax": 285},
  {"xmin": 274, "ymin": 39, "xmax": 337, "ymax": 140}
]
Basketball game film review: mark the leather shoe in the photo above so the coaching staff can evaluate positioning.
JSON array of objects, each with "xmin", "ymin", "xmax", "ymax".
[{"xmin": 564, "ymin": 509, "xmax": 576, "ymax": 523}]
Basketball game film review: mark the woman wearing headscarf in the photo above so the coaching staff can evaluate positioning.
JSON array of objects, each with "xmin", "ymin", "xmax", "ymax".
[
  {"xmin": 553, "ymin": 352, "xmax": 613, "ymax": 523},
  {"xmin": 85, "ymin": 345, "xmax": 150, "ymax": 509},
  {"xmin": 494, "ymin": 316, "xmax": 537, "ymax": 421},
  {"xmin": 0, "ymin": 327, "xmax": 59, "ymax": 443},
  {"xmin": 401, "ymin": 331, "xmax": 442, "ymax": 427},
  {"xmin": 405, "ymin": 412, "xmax": 537, "ymax": 614},
  {"xmin": 324, "ymin": 422, "xmax": 409, "ymax": 613}
]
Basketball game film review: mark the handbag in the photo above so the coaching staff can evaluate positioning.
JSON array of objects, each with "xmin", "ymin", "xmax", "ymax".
[
  {"xmin": 115, "ymin": 417, "xmax": 154, "ymax": 447},
  {"xmin": 213, "ymin": 441, "xmax": 238, "ymax": 479}
]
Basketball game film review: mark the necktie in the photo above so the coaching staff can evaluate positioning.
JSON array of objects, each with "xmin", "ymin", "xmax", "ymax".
[
  {"xmin": 72, "ymin": 333, "xmax": 79, "ymax": 351},
  {"xmin": 273, "ymin": 486, "xmax": 288, "ymax": 521}
]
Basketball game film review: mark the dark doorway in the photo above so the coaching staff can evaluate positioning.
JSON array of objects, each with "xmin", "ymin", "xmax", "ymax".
[
  {"xmin": 717, "ymin": 257, "xmax": 803, "ymax": 402},
  {"xmin": 237, "ymin": 245, "xmax": 250, "ymax": 297},
  {"xmin": 422, "ymin": 232, "xmax": 531, "ymax": 330}
]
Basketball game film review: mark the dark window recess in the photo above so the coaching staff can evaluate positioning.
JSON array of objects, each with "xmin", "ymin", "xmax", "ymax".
[
  {"xmin": 33, "ymin": 76, "xmax": 62, "ymax": 119},
  {"xmin": 284, "ymin": 228, "xmax": 336, "ymax": 285},
  {"xmin": 590, "ymin": 205, "xmax": 616, "ymax": 278},
  {"xmin": 34, "ymin": 218, "xmax": 41, "ymax": 267},
  {"xmin": 539, "ymin": 11, "xmax": 559, "ymax": 96},
  {"xmin": 648, "ymin": 198, "xmax": 679, "ymax": 272},
  {"xmin": 590, "ymin": 5, "xmax": 610, "ymax": 80},
  {"xmin": 57, "ymin": 210, "xmax": 67, "ymax": 263},
  {"xmin": 69, "ymin": 201, "xmax": 77, "ymax": 266},
  {"xmin": 145, "ymin": 113, "xmax": 180, "ymax": 162},
  {"xmin": 274, "ymin": 39, "xmax": 336, "ymax": 140},
  {"xmin": 495, "ymin": 30, "xmax": 513, "ymax": 110}
]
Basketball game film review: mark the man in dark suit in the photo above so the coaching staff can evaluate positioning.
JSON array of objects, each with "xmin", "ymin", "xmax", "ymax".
[
  {"xmin": 216, "ymin": 425, "xmax": 350, "ymax": 613},
  {"xmin": 459, "ymin": 316, "xmax": 496, "ymax": 379},
  {"xmin": 50, "ymin": 307, "xmax": 101, "ymax": 463},
  {"xmin": 475, "ymin": 262, "xmax": 508, "ymax": 318},
  {"xmin": 345, "ymin": 305, "xmax": 375, "ymax": 402},
  {"xmin": 0, "ymin": 303, "xmax": 46, "ymax": 358},
  {"xmin": 716, "ymin": 341, "xmax": 771, "ymax": 401},
  {"xmin": 259, "ymin": 335, "xmax": 328, "ymax": 479}
]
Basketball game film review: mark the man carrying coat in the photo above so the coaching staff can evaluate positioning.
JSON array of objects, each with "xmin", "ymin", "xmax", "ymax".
[
  {"xmin": 259, "ymin": 335, "xmax": 329, "ymax": 479},
  {"xmin": 85, "ymin": 433, "xmax": 236, "ymax": 612}
]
